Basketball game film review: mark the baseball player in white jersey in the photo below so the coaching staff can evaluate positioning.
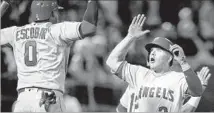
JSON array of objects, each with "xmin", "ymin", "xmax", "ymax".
[
  {"xmin": 116, "ymin": 85, "xmax": 135, "ymax": 112},
  {"xmin": 1, "ymin": 0, "xmax": 98, "ymax": 112},
  {"xmin": 106, "ymin": 14, "xmax": 204, "ymax": 112},
  {"xmin": 116, "ymin": 66, "xmax": 211, "ymax": 112}
]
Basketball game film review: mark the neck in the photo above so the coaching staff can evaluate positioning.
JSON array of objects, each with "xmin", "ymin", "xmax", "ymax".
[{"xmin": 153, "ymin": 64, "xmax": 171, "ymax": 74}]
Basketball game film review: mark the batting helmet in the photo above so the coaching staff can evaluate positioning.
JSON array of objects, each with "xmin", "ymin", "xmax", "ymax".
[
  {"xmin": 145, "ymin": 37, "xmax": 174, "ymax": 55},
  {"xmin": 30, "ymin": 0, "xmax": 63, "ymax": 22},
  {"xmin": 145, "ymin": 37, "xmax": 174, "ymax": 66}
]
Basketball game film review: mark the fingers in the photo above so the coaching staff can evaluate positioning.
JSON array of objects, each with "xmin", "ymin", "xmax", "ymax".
[
  {"xmin": 200, "ymin": 67, "xmax": 206, "ymax": 77},
  {"xmin": 142, "ymin": 30, "xmax": 150, "ymax": 34},
  {"xmin": 198, "ymin": 66, "xmax": 212, "ymax": 86},
  {"xmin": 206, "ymin": 73, "xmax": 211, "ymax": 82},
  {"xmin": 136, "ymin": 14, "xmax": 141, "ymax": 24},
  {"xmin": 140, "ymin": 16, "xmax": 146, "ymax": 27},
  {"xmin": 203, "ymin": 67, "xmax": 210, "ymax": 78},
  {"xmin": 200, "ymin": 67, "xmax": 209, "ymax": 78},
  {"xmin": 138, "ymin": 14, "xmax": 144, "ymax": 26},
  {"xmin": 171, "ymin": 44, "xmax": 180, "ymax": 52},
  {"xmin": 132, "ymin": 14, "xmax": 146, "ymax": 26},
  {"xmin": 131, "ymin": 16, "xmax": 137, "ymax": 25}
]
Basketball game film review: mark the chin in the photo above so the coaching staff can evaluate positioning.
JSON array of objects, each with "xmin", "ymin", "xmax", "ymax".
[
  {"xmin": 149, "ymin": 65, "xmax": 155, "ymax": 69},
  {"xmin": 149, "ymin": 63, "xmax": 161, "ymax": 70}
]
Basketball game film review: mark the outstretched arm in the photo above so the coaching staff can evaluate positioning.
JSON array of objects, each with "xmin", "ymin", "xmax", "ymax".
[
  {"xmin": 1, "ymin": 26, "xmax": 16, "ymax": 46},
  {"xmin": 80, "ymin": 0, "xmax": 99, "ymax": 38},
  {"xmin": 0, "ymin": 0, "xmax": 10, "ymax": 17},
  {"xmin": 171, "ymin": 45, "xmax": 203, "ymax": 96},
  {"xmin": 181, "ymin": 67, "xmax": 211, "ymax": 112},
  {"xmin": 106, "ymin": 14, "xmax": 149, "ymax": 77}
]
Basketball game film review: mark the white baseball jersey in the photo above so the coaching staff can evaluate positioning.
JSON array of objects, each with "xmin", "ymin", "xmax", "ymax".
[
  {"xmin": 119, "ymin": 85, "xmax": 136, "ymax": 112},
  {"xmin": 117, "ymin": 61, "xmax": 188, "ymax": 112},
  {"xmin": 1, "ymin": 21, "xmax": 82, "ymax": 93}
]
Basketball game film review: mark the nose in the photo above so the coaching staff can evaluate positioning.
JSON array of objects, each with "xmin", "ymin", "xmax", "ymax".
[{"xmin": 150, "ymin": 50, "xmax": 156, "ymax": 56}]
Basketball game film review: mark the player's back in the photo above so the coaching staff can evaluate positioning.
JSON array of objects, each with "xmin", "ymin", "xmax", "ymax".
[{"xmin": 11, "ymin": 22, "xmax": 79, "ymax": 92}]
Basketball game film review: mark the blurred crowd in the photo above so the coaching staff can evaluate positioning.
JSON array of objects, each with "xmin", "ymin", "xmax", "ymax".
[{"xmin": 1, "ymin": 0, "xmax": 214, "ymax": 112}]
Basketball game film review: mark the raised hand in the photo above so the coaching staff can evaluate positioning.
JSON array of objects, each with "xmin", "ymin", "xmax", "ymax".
[
  {"xmin": 128, "ymin": 14, "xmax": 150, "ymax": 39},
  {"xmin": 197, "ymin": 66, "xmax": 212, "ymax": 92},
  {"xmin": 171, "ymin": 44, "xmax": 186, "ymax": 65}
]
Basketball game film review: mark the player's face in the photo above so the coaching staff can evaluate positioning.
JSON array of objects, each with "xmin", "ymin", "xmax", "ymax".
[{"xmin": 149, "ymin": 47, "xmax": 172, "ymax": 70}]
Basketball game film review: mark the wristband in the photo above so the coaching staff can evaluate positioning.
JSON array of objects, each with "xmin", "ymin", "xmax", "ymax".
[{"xmin": 180, "ymin": 62, "xmax": 191, "ymax": 72}]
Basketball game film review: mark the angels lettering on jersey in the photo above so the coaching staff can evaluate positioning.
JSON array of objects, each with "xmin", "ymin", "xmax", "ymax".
[{"xmin": 130, "ymin": 86, "xmax": 175, "ymax": 112}]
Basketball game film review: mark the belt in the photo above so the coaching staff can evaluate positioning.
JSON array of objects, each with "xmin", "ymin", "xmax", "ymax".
[{"xmin": 18, "ymin": 87, "xmax": 63, "ymax": 95}]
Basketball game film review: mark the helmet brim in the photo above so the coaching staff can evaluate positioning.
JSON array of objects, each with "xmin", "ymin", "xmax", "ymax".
[{"xmin": 145, "ymin": 43, "xmax": 172, "ymax": 55}]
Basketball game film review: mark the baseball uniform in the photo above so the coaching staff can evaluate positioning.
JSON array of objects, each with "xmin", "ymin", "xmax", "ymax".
[
  {"xmin": 116, "ymin": 61, "xmax": 188, "ymax": 112},
  {"xmin": 119, "ymin": 85, "xmax": 136, "ymax": 112},
  {"xmin": 1, "ymin": 21, "xmax": 82, "ymax": 112}
]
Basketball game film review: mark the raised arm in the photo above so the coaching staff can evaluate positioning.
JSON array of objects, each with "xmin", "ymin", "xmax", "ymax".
[
  {"xmin": 171, "ymin": 44, "xmax": 203, "ymax": 96},
  {"xmin": 79, "ymin": 0, "xmax": 99, "ymax": 38},
  {"xmin": 181, "ymin": 67, "xmax": 211, "ymax": 112},
  {"xmin": 0, "ymin": 0, "xmax": 10, "ymax": 17},
  {"xmin": 1, "ymin": 26, "xmax": 16, "ymax": 46},
  {"xmin": 106, "ymin": 14, "xmax": 149, "ymax": 77}
]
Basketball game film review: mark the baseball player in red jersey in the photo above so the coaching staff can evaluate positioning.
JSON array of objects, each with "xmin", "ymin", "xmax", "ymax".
[
  {"xmin": 116, "ymin": 67, "xmax": 211, "ymax": 112},
  {"xmin": 1, "ymin": 0, "xmax": 98, "ymax": 112},
  {"xmin": 106, "ymin": 14, "xmax": 204, "ymax": 112}
]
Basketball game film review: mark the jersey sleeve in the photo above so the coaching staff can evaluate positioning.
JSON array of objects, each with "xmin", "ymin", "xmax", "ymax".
[
  {"xmin": 0, "ymin": 26, "xmax": 17, "ymax": 46},
  {"xmin": 116, "ymin": 61, "xmax": 149, "ymax": 88},
  {"xmin": 50, "ymin": 21, "xmax": 82, "ymax": 45}
]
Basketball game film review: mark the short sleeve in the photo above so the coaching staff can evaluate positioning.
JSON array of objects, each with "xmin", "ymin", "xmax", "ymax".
[
  {"xmin": 116, "ymin": 61, "xmax": 148, "ymax": 88},
  {"xmin": 50, "ymin": 21, "xmax": 82, "ymax": 45},
  {"xmin": 1, "ymin": 26, "xmax": 17, "ymax": 46}
]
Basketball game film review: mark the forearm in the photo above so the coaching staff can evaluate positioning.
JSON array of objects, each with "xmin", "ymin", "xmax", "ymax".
[
  {"xmin": 80, "ymin": 0, "xmax": 98, "ymax": 37},
  {"xmin": 1, "ymin": 0, "xmax": 10, "ymax": 17},
  {"xmin": 181, "ymin": 62, "xmax": 203, "ymax": 96},
  {"xmin": 106, "ymin": 34, "xmax": 135, "ymax": 72}
]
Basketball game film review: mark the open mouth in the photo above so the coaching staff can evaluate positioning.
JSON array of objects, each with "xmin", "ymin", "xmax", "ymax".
[{"xmin": 150, "ymin": 57, "xmax": 155, "ymax": 63}]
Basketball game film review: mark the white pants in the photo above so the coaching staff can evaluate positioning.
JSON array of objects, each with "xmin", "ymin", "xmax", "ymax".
[{"xmin": 13, "ymin": 88, "xmax": 66, "ymax": 112}]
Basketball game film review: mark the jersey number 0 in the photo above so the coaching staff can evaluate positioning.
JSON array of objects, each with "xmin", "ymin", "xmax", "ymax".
[{"xmin": 24, "ymin": 41, "xmax": 37, "ymax": 66}]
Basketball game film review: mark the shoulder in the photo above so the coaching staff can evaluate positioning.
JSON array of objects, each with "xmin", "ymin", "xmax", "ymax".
[
  {"xmin": 170, "ymin": 71, "xmax": 186, "ymax": 82},
  {"xmin": 51, "ymin": 21, "xmax": 81, "ymax": 27},
  {"xmin": 137, "ymin": 65, "xmax": 150, "ymax": 74},
  {"xmin": 1, "ymin": 26, "xmax": 18, "ymax": 32},
  {"xmin": 49, "ymin": 21, "xmax": 81, "ymax": 32}
]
